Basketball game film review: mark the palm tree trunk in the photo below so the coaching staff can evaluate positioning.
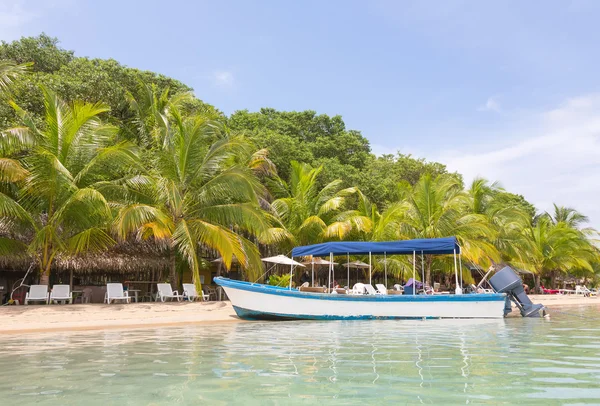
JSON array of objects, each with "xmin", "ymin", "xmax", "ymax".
[
  {"xmin": 168, "ymin": 248, "xmax": 178, "ymax": 288},
  {"xmin": 425, "ymin": 255, "xmax": 432, "ymax": 286},
  {"xmin": 534, "ymin": 273, "xmax": 541, "ymax": 294},
  {"xmin": 39, "ymin": 270, "xmax": 49, "ymax": 285}
]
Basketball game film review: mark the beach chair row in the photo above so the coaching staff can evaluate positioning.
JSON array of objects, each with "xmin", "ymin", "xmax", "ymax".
[
  {"xmin": 105, "ymin": 283, "xmax": 209, "ymax": 304},
  {"xmin": 23, "ymin": 283, "xmax": 210, "ymax": 304}
]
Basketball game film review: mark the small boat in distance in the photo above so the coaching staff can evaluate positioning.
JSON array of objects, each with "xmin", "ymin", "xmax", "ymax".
[{"xmin": 214, "ymin": 237, "xmax": 543, "ymax": 320}]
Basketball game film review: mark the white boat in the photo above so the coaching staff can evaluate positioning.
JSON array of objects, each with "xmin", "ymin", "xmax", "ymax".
[
  {"xmin": 214, "ymin": 278, "xmax": 506, "ymax": 320},
  {"xmin": 215, "ymin": 237, "xmax": 511, "ymax": 320}
]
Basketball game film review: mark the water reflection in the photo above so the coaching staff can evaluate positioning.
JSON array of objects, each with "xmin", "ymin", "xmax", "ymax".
[{"xmin": 1, "ymin": 308, "xmax": 600, "ymax": 404}]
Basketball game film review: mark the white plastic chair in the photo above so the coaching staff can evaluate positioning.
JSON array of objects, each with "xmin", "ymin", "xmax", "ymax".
[
  {"xmin": 104, "ymin": 283, "xmax": 131, "ymax": 304},
  {"xmin": 375, "ymin": 284, "xmax": 388, "ymax": 295},
  {"xmin": 393, "ymin": 284, "xmax": 404, "ymax": 292},
  {"xmin": 182, "ymin": 283, "xmax": 208, "ymax": 301},
  {"xmin": 50, "ymin": 285, "xmax": 72, "ymax": 304},
  {"xmin": 364, "ymin": 284, "xmax": 381, "ymax": 295},
  {"xmin": 25, "ymin": 285, "xmax": 49, "ymax": 305},
  {"xmin": 352, "ymin": 283, "xmax": 366, "ymax": 295},
  {"xmin": 579, "ymin": 286, "xmax": 597, "ymax": 297},
  {"xmin": 157, "ymin": 283, "xmax": 183, "ymax": 302}
]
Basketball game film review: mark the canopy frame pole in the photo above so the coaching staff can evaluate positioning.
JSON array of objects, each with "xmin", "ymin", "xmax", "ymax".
[
  {"xmin": 384, "ymin": 252, "xmax": 387, "ymax": 287},
  {"xmin": 347, "ymin": 253, "xmax": 350, "ymax": 289},
  {"xmin": 458, "ymin": 251, "xmax": 463, "ymax": 290},
  {"xmin": 454, "ymin": 248, "xmax": 462, "ymax": 295},
  {"xmin": 332, "ymin": 253, "xmax": 335, "ymax": 288},
  {"xmin": 412, "ymin": 250, "xmax": 416, "ymax": 296},
  {"xmin": 369, "ymin": 252, "xmax": 372, "ymax": 286},
  {"xmin": 421, "ymin": 251, "xmax": 425, "ymax": 291},
  {"xmin": 311, "ymin": 259, "xmax": 314, "ymax": 287},
  {"xmin": 289, "ymin": 262, "xmax": 293, "ymax": 290},
  {"xmin": 328, "ymin": 252, "xmax": 332, "ymax": 290}
]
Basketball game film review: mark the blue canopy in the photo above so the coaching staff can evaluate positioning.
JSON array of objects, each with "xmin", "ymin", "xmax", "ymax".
[{"xmin": 291, "ymin": 237, "xmax": 460, "ymax": 257}]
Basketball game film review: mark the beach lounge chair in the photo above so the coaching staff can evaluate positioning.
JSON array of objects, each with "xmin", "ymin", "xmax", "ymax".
[
  {"xmin": 50, "ymin": 285, "xmax": 72, "ymax": 304},
  {"xmin": 393, "ymin": 284, "xmax": 404, "ymax": 292},
  {"xmin": 352, "ymin": 283, "xmax": 366, "ymax": 295},
  {"xmin": 579, "ymin": 286, "xmax": 597, "ymax": 297},
  {"xmin": 471, "ymin": 284, "xmax": 494, "ymax": 294},
  {"xmin": 157, "ymin": 283, "xmax": 183, "ymax": 302},
  {"xmin": 104, "ymin": 283, "xmax": 131, "ymax": 304},
  {"xmin": 182, "ymin": 283, "xmax": 209, "ymax": 302},
  {"xmin": 575, "ymin": 285, "xmax": 586, "ymax": 296},
  {"xmin": 376, "ymin": 284, "xmax": 388, "ymax": 295},
  {"xmin": 364, "ymin": 284, "xmax": 382, "ymax": 295},
  {"xmin": 25, "ymin": 285, "xmax": 49, "ymax": 305},
  {"xmin": 541, "ymin": 285, "xmax": 560, "ymax": 294}
]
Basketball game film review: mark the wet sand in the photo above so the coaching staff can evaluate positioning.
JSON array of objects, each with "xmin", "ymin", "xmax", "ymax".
[{"xmin": 0, "ymin": 294, "xmax": 597, "ymax": 335}]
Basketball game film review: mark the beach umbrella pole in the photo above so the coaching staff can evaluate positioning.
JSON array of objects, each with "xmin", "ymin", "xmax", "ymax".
[
  {"xmin": 413, "ymin": 251, "xmax": 416, "ymax": 296},
  {"xmin": 421, "ymin": 251, "xmax": 425, "ymax": 288},
  {"xmin": 384, "ymin": 252, "xmax": 387, "ymax": 287},
  {"xmin": 369, "ymin": 252, "xmax": 372, "ymax": 286},
  {"xmin": 347, "ymin": 253, "xmax": 350, "ymax": 289},
  {"xmin": 454, "ymin": 248, "xmax": 462, "ymax": 295},
  {"xmin": 459, "ymin": 251, "xmax": 463, "ymax": 290},
  {"xmin": 312, "ymin": 261, "xmax": 314, "ymax": 287}
]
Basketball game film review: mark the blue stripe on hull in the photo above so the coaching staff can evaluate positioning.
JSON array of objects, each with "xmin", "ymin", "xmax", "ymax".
[
  {"xmin": 215, "ymin": 277, "xmax": 505, "ymax": 303},
  {"xmin": 232, "ymin": 306, "xmax": 441, "ymax": 321}
]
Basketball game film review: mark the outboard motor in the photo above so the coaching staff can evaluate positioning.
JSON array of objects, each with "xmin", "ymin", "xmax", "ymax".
[{"xmin": 489, "ymin": 266, "xmax": 546, "ymax": 317}]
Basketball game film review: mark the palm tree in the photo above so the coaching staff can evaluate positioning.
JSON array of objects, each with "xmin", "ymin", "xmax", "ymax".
[
  {"xmin": 512, "ymin": 216, "xmax": 597, "ymax": 292},
  {"xmin": 113, "ymin": 91, "xmax": 271, "ymax": 293},
  {"xmin": 548, "ymin": 204, "xmax": 594, "ymax": 233},
  {"xmin": 0, "ymin": 61, "xmax": 31, "ymax": 95},
  {"xmin": 466, "ymin": 178, "xmax": 532, "ymax": 266},
  {"xmin": 395, "ymin": 174, "xmax": 498, "ymax": 285},
  {"xmin": 0, "ymin": 86, "xmax": 137, "ymax": 284},
  {"xmin": 268, "ymin": 161, "xmax": 370, "ymax": 247}
]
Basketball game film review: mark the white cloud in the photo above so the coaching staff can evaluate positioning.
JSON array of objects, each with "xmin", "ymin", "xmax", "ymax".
[
  {"xmin": 213, "ymin": 70, "xmax": 235, "ymax": 88},
  {"xmin": 438, "ymin": 94, "xmax": 600, "ymax": 228},
  {"xmin": 477, "ymin": 97, "xmax": 501, "ymax": 113}
]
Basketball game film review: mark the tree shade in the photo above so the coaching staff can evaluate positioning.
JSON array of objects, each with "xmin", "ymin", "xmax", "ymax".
[{"xmin": 292, "ymin": 237, "xmax": 460, "ymax": 257}]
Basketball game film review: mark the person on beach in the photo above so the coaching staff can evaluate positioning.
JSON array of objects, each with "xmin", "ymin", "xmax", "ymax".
[{"xmin": 300, "ymin": 271, "xmax": 310, "ymax": 285}]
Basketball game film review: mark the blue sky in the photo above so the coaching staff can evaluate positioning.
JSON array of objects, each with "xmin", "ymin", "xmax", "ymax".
[{"xmin": 2, "ymin": 0, "xmax": 600, "ymax": 228}]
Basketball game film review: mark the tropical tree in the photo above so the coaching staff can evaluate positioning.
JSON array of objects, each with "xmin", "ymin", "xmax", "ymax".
[
  {"xmin": 512, "ymin": 216, "xmax": 597, "ymax": 292},
  {"xmin": 394, "ymin": 174, "xmax": 499, "ymax": 285},
  {"xmin": 0, "ymin": 61, "xmax": 30, "ymax": 95},
  {"xmin": 268, "ymin": 160, "xmax": 370, "ymax": 248},
  {"xmin": 466, "ymin": 178, "xmax": 532, "ymax": 266},
  {"xmin": 0, "ymin": 86, "xmax": 137, "ymax": 284},
  {"xmin": 112, "ymin": 85, "xmax": 271, "ymax": 293},
  {"xmin": 547, "ymin": 204, "xmax": 597, "ymax": 235}
]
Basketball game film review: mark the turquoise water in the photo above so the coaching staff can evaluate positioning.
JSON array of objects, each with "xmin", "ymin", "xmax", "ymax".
[{"xmin": 1, "ymin": 305, "xmax": 600, "ymax": 405}]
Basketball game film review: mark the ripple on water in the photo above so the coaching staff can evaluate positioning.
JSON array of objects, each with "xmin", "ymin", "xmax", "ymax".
[{"xmin": 0, "ymin": 309, "xmax": 600, "ymax": 404}]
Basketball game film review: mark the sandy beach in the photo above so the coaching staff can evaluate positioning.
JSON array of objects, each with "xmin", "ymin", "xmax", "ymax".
[
  {"xmin": 0, "ymin": 301, "xmax": 241, "ymax": 334},
  {"xmin": 0, "ymin": 295, "xmax": 597, "ymax": 335}
]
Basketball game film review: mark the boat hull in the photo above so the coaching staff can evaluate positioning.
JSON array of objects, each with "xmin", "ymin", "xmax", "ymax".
[{"xmin": 214, "ymin": 278, "xmax": 507, "ymax": 320}]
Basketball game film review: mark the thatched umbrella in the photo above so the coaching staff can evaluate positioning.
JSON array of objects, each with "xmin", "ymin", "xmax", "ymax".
[
  {"xmin": 301, "ymin": 257, "xmax": 337, "ymax": 287},
  {"xmin": 342, "ymin": 260, "xmax": 370, "ymax": 288}
]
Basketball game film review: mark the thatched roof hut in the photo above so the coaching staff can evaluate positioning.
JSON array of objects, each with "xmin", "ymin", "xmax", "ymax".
[{"xmin": 0, "ymin": 239, "xmax": 170, "ymax": 275}]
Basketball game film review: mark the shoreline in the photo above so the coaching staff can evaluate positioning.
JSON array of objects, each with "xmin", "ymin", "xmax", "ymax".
[{"xmin": 0, "ymin": 295, "xmax": 597, "ymax": 335}]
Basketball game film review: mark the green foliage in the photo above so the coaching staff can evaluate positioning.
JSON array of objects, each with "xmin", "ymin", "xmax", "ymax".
[
  {"xmin": 268, "ymin": 273, "xmax": 291, "ymax": 287},
  {"xmin": 1, "ymin": 34, "xmax": 598, "ymax": 290},
  {"xmin": 0, "ymin": 35, "xmax": 216, "ymax": 132},
  {"xmin": 0, "ymin": 87, "xmax": 137, "ymax": 282},
  {"xmin": 0, "ymin": 34, "xmax": 74, "ymax": 73},
  {"xmin": 113, "ymin": 82, "xmax": 270, "ymax": 294},
  {"xmin": 356, "ymin": 153, "xmax": 449, "ymax": 209}
]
